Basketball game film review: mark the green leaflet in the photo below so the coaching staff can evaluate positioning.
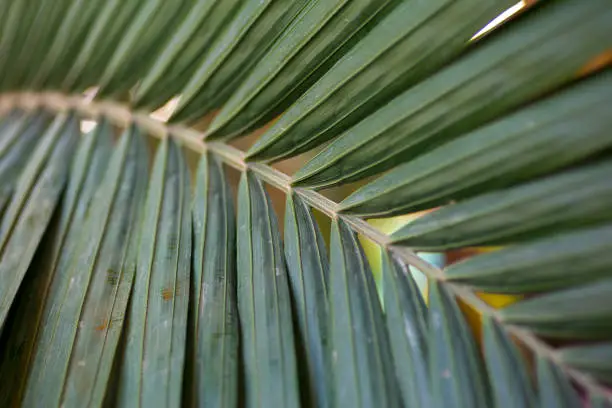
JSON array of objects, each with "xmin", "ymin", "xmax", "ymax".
[
  {"xmin": 292, "ymin": 0, "xmax": 612, "ymax": 189},
  {"xmin": 236, "ymin": 171, "xmax": 299, "ymax": 408},
  {"xmin": 63, "ymin": 0, "xmax": 144, "ymax": 90},
  {"xmin": 0, "ymin": 110, "xmax": 52, "ymax": 202},
  {"xmin": 0, "ymin": 0, "xmax": 73, "ymax": 89},
  {"xmin": 284, "ymin": 192, "xmax": 331, "ymax": 408},
  {"xmin": 0, "ymin": 112, "xmax": 78, "ymax": 329},
  {"xmin": 206, "ymin": 0, "xmax": 391, "ymax": 140},
  {"xmin": 329, "ymin": 219, "xmax": 399, "ymax": 408},
  {"xmin": 0, "ymin": 1, "xmax": 29, "ymax": 91},
  {"xmin": 116, "ymin": 137, "xmax": 191, "ymax": 408},
  {"xmin": 445, "ymin": 224, "xmax": 612, "ymax": 293},
  {"xmin": 482, "ymin": 317, "xmax": 537, "ymax": 408},
  {"xmin": 134, "ymin": 0, "xmax": 243, "ymax": 109},
  {"xmin": 33, "ymin": 0, "xmax": 108, "ymax": 89},
  {"xmin": 501, "ymin": 278, "xmax": 612, "ymax": 339},
  {"xmin": 188, "ymin": 153, "xmax": 238, "ymax": 407},
  {"xmin": 559, "ymin": 342, "xmax": 612, "ymax": 383},
  {"xmin": 98, "ymin": 0, "xmax": 194, "ymax": 97},
  {"xmin": 21, "ymin": 123, "xmax": 148, "ymax": 408},
  {"xmin": 591, "ymin": 394, "xmax": 612, "ymax": 408},
  {"xmin": 342, "ymin": 70, "xmax": 612, "ymax": 217},
  {"xmin": 170, "ymin": 0, "xmax": 311, "ymax": 124},
  {"xmin": 537, "ymin": 357, "xmax": 581, "ymax": 408},
  {"xmin": 0, "ymin": 120, "xmax": 112, "ymax": 407},
  {"xmin": 428, "ymin": 282, "xmax": 491, "ymax": 408},
  {"xmin": 382, "ymin": 252, "xmax": 430, "ymax": 408},
  {"xmin": 247, "ymin": 0, "xmax": 514, "ymax": 162},
  {"xmin": 391, "ymin": 160, "xmax": 612, "ymax": 250}
]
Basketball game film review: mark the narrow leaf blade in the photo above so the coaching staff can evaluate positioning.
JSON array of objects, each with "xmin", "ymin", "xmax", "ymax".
[
  {"xmin": 329, "ymin": 219, "xmax": 400, "ymax": 407},
  {"xmin": 237, "ymin": 171, "xmax": 300, "ymax": 407},
  {"xmin": 116, "ymin": 137, "xmax": 191, "ymax": 408},
  {"xmin": 482, "ymin": 317, "xmax": 537, "ymax": 408},
  {"xmin": 188, "ymin": 153, "xmax": 238, "ymax": 407},
  {"xmin": 382, "ymin": 252, "xmax": 430, "ymax": 407},
  {"xmin": 284, "ymin": 192, "xmax": 331, "ymax": 407}
]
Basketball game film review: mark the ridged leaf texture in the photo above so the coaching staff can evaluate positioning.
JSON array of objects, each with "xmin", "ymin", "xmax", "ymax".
[
  {"xmin": 237, "ymin": 172, "xmax": 300, "ymax": 407},
  {"xmin": 284, "ymin": 193, "xmax": 331, "ymax": 408},
  {"xmin": 21, "ymin": 124, "xmax": 148, "ymax": 408},
  {"xmin": 292, "ymin": 0, "xmax": 612, "ymax": 188},
  {"xmin": 188, "ymin": 153, "xmax": 238, "ymax": 408},
  {"xmin": 0, "ymin": 0, "xmax": 611, "ymax": 406},
  {"xmin": 0, "ymin": 119, "xmax": 112, "ymax": 407},
  {"xmin": 116, "ymin": 137, "xmax": 191, "ymax": 408},
  {"xmin": 329, "ymin": 219, "xmax": 400, "ymax": 407}
]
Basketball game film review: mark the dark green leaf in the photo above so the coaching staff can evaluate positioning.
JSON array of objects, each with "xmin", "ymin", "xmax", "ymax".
[
  {"xmin": 482, "ymin": 317, "xmax": 537, "ymax": 408},
  {"xmin": 116, "ymin": 137, "xmax": 191, "ymax": 408},
  {"xmin": 0, "ymin": 119, "xmax": 112, "ymax": 407},
  {"xmin": 429, "ymin": 282, "xmax": 491, "ymax": 408},
  {"xmin": 134, "ymin": 0, "xmax": 242, "ymax": 109},
  {"xmin": 22, "ymin": 123, "xmax": 148, "ymax": 408},
  {"xmin": 247, "ymin": 0, "xmax": 514, "ymax": 162},
  {"xmin": 537, "ymin": 357, "xmax": 581, "ymax": 408},
  {"xmin": 329, "ymin": 219, "xmax": 399, "ymax": 407},
  {"xmin": 559, "ymin": 342, "xmax": 612, "ymax": 384},
  {"xmin": 341, "ymin": 70, "xmax": 612, "ymax": 217},
  {"xmin": 188, "ymin": 153, "xmax": 238, "ymax": 407},
  {"xmin": 237, "ymin": 171, "xmax": 300, "ymax": 407},
  {"xmin": 206, "ymin": 0, "xmax": 392, "ymax": 140},
  {"xmin": 97, "ymin": 0, "xmax": 194, "ymax": 97},
  {"xmin": 31, "ymin": 0, "xmax": 105, "ymax": 88},
  {"xmin": 171, "ymin": 0, "xmax": 311, "ymax": 123},
  {"xmin": 391, "ymin": 160, "xmax": 612, "ymax": 250},
  {"xmin": 501, "ymin": 279, "xmax": 612, "ymax": 339},
  {"xmin": 0, "ymin": 112, "xmax": 78, "ymax": 328},
  {"xmin": 1, "ymin": 0, "xmax": 72, "ymax": 89},
  {"xmin": 0, "ymin": 109, "xmax": 52, "ymax": 202},
  {"xmin": 382, "ymin": 252, "xmax": 430, "ymax": 407},
  {"xmin": 445, "ymin": 224, "xmax": 612, "ymax": 293},
  {"xmin": 63, "ymin": 0, "xmax": 143, "ymax": 90},
  {"xmin": 292, "ymin": 0, "xmax": 612, "ymax": 188},
  {"xmin": 590, "ymin": 393, "xmax": 612, "ymax": 408},
  {"xmin": 284, "ymin": 192, "xmax": 331, "ymax": 408}
]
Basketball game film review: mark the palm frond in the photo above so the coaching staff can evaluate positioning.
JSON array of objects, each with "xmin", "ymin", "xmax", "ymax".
[{"xmin": 0, "ymin": 0, "xmax": 611, "ymax": 406}]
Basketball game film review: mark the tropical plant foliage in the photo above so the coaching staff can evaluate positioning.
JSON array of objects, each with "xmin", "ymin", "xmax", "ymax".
[{"xmin": 0, "ymin": 0, "xmax": 611, "ymax": 407}]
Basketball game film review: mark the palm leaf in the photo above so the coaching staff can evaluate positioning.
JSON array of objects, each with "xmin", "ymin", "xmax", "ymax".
[
  {"xmin": 21, "ymin": 123, "xmax": 148, "ymax": 408},
  {"xmin": 292, "ymin": 0, "xmax": 612, "ymax": 188},
  {"xmin": 501, "ymin": 278, "xmax": 612, "ymax": 339},
  {"xmin": 284, "ymin": 192, "xmax": 331, "ymax": 407},
  {"xmin": 429, "ymin": 281, "xmax": 491, "ymax": 408},
  {"xmin": 340, "ymin": 70, "xmax": 612, "ymax": 217},
  {"xmin": 206, "ymin": 0, "xmax": 391, "ymax": 140},
  {"xmin": 188, "ymin": 153, "xmax": 238, "ymax": 407},
  {"xmin": 171, "ymin": 0, "xmax": 312, "ymax": 123},
  {"xmin": 237, "ymin": 171, "xmax": 300, "ymax": 407},
  {"xmin": 247, "ymin": 0, "xmax": 515, "ymax": 162},
  {"xmin": 537, "ymin": 357, "xmax": 582, "ymax": 408},
  {"xmin": 482, "ymin": 317, "xmax": 537, "ymax": 408},
  {"xmin": 382, "ymin": 252, "xmax": 430, "ymax": 407},
  {"xmin": 329, "ymin": 219, "xmax": 399, "ymax": 407},
  {"xmin": 116, "ymin": 136, "xmax": 190, "ymax": 408},
  {"xmin": 445, "ymin": 224, "xmax": 612, "ymax": 293},
  {"xmin": 559, "ymin": 342, "xmax": 612, "ymax": 384},
  {"xmin": 0, "ymin": 0, "xmax": 611, "ymax": 405},
  {"xmin": 134, "ymin": 0, "xmax": 242, "ymax": 109},
  {"xmin": 0, "ymin": 120, "xmax": 112, "ymax": 407},
  {"xmin": 0, "ymin": 112, "xmax": 78, "ymax": 327}
]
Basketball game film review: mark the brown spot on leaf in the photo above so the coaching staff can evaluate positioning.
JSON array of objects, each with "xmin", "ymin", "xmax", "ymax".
[
  {"xmin": 95, "ymin": 319, "xmax": 109, "ymax": 332},
  {"xmin": 161, "ymin": 287, "xmax": 174, "ymax": 301}
]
